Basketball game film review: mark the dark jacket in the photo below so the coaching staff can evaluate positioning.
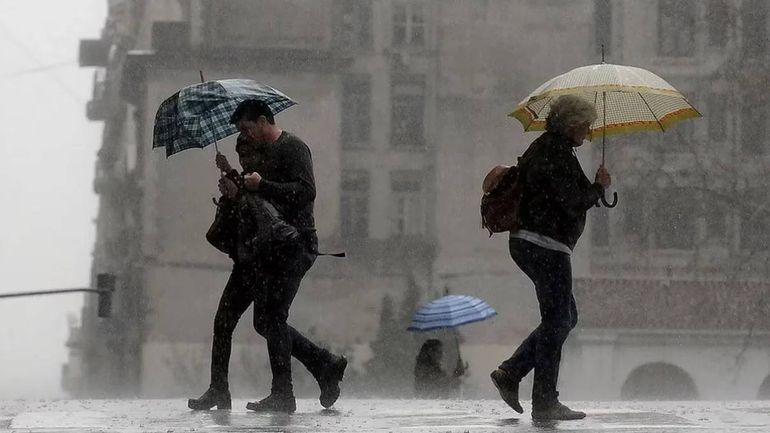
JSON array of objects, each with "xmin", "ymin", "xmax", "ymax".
[
  {"xmin": 208, "ymin": 191, "xmax": 298, "ymax": 256},
  {"xmin": 207, "ymin": 131, "xmax": 318, "ymax": 275},
  {"xmin": 253, "ymin": 131, "xmax": 316, "ymax": 230},
  {"xmin": 414, "ymin": 360, "xmax": 461, "ymax": 399},
  {"xmin": 516, "ymin": 131, "xmax": 603, "ymax": 250}
]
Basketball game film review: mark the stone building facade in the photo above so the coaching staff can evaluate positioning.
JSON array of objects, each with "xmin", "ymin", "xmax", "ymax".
[
  {"xmin": 66, "ymin": 0, "xmax": 770, "ymax": 400},
  {"xmin": 560, "ymin": 0, "xmax": 770, "ymax": 400}
]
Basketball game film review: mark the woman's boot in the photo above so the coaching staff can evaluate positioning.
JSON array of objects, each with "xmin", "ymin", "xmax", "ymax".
[{"xmin": 188, "ymin": 387, "xmax": 232, "ymax": 410}]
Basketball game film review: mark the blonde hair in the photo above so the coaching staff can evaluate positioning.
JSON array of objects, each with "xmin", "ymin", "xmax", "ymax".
[{"xmin": 545, "ymin": 95, "xmax": 597, "ymax": 135}]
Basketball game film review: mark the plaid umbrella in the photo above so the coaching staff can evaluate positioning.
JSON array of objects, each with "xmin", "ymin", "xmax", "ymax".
[
  {"xmin": 407, "ymin": 295, "xmax": 497, "ymax": 332},
  {"xmin": 153, "ymin": 79, "xmax": 296, "ymax": 157}
]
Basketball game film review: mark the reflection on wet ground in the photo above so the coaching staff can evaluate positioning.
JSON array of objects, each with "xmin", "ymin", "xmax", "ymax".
[{"xmin": 2, "ymin": 399, "xmax": 770, "ymax": 432}]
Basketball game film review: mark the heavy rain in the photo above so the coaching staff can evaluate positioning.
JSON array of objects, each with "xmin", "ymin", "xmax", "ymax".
[{"xmin": 2, "ymin": 0, "xmax": 770, "ymax": 431}]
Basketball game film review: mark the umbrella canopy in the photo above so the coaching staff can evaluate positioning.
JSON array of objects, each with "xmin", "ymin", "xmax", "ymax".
[
  {"xmin": 510, "ymin": 63, "xmax": 701, "ymax": 139},
  {"xmin": 407, "ymin": 295, "xmax": 497, "ymax": 332},
  {"xmin": 510, "ymin": 62, "xmax": 701, "ymax": 208},
  {"xmin": 153, "ymin": 79, "xmax": 296, "ymax": 157}
]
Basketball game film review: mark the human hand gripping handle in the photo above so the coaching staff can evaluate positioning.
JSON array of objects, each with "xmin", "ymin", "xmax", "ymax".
[
  {"xmin": 218, "ymin": 174, "xmax": 239, "ymax": 199},
  {"xmin": 215, "ymin": 152, "xmax": 232, "ymax": 173},
  {"xmin": 595, "ymin": 165, "xmax": 611, "ymax": 188},
  {"xmin": 595, "ymin": 165, "xmax": 617, "ymax": 208},
  {"xmin": 211, "ymin": 153, "xmax": 235, "ymax": 205}
]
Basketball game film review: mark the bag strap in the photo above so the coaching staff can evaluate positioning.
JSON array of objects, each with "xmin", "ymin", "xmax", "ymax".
[
  {"xmin": 317, "ymin": 251, "xmax": 347, "ymax": 257},
  {"xmin": 296, "ymin": 227, "xmax": 346, "ymax": 258}
]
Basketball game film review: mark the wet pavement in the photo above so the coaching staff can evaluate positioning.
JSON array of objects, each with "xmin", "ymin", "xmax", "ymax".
[{"xmin": 1, "ymin": 399, "xmax": 769, "ymax": 432}]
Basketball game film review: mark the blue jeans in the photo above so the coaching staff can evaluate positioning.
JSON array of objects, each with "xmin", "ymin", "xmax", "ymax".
[{"xmin": 500, "ymin": 238, "xmax": 578, "ymax": 407}]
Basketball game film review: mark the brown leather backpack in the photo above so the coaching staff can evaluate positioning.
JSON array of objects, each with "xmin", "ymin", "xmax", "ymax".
[{"xmin": 480, "ymin": 164, "xmax": 522, "ymax": 236}]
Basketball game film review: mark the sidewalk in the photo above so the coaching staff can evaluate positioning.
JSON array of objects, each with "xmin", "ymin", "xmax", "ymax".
[{"xmin": 2, "ymin": 399, "xmax": 769, "ymax": 432}]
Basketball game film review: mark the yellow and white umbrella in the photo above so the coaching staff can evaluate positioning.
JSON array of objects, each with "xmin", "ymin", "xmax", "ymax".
[{"xmin": 510, "ymin": 62, "xmax": 701, "ymax": 207}]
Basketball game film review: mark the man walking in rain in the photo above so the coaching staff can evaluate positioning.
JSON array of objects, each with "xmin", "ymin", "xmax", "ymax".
[
  {"xmin": 490, "ymin": 95, "xmax": 610, "ymax": 420},
  {"xmin": 188, "ymin": 100, "xmax": 347, "ymax": 413}
]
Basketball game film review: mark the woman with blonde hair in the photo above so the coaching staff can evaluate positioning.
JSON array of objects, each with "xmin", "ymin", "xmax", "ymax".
[{"xmin": 490, "ymin": 95, "xmax": 611, "ymax": 420}]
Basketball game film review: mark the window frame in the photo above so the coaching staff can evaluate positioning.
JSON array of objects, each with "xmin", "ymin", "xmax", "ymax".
[
  {"xmin": 657, "ymin": 0, "xmax": 696, "ymax": 58},
  {"xmin": 390, "ymin": 170, "xmax": 426, "ymax": 236},
  {"xmin": 392, "ymin": 1, "xmax": 426, "ymax": 47},
  {"xmin": 340, "ymin": 170, "xmax": 371, "ymax": 240},
  {"xmin": 341, "ymin": 75, "xmax": 372, "ymax": 149}
]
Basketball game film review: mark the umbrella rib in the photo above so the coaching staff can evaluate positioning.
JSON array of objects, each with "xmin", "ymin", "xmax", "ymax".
[
  {"xmin": 638, "ymin": 92, "xmax": 666, "ymax": 132},
  {"xmin": 593, "ymin": 92, "xmax": 600, "ymax": 133},
  {"xmin": 530, "ymin": 97, "xmax": 553, "ymax": 130}
]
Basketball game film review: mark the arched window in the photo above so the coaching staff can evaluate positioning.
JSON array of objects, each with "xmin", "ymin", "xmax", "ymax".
[{"xmin": 621, "ymin": 362, "xmax": 698, "ymax": 400}]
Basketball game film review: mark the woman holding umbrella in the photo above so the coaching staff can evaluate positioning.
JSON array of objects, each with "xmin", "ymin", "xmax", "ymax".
[{"xmin": 491, "ymin": 95, "xmax": 610, "ymax": 421}]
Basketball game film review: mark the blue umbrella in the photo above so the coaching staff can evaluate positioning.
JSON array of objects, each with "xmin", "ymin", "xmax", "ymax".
[
  {"xmin": 407, "ymin": 295, "xmax": 497, "ymax": 332},
  {"xmin": 153, "ymin": 79, "xmax": 296, "ymax": 157}
]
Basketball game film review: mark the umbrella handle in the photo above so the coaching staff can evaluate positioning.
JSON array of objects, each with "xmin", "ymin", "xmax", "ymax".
[
  {"xmin": 600, "ymin": 191, "xmax": 618, "ymax": 208},
  {"xmin": 453, "ymin": 333, "xmax": 465, "ymax": 372}
]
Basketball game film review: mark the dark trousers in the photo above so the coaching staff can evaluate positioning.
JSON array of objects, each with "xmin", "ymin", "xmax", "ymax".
[
  {"xmin": 209, "ymin": 261, "xmax": 331, "ymax": 395},
  {"xmin": 500, "ymin": 238, "xmax": 578, "ymax": 407}
]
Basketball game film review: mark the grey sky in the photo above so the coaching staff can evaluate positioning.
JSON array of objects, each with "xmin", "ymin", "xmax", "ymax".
[{"xmin": 0, "ymin": 0, "xmax": 105, "ymax": 398}]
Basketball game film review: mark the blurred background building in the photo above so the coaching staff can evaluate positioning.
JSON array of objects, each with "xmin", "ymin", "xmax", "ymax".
[{"xmin": 65, "ymin": 0, "xmax": 770, "ymax": 400}]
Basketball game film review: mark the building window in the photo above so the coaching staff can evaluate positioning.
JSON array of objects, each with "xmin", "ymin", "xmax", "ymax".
[
  {"xmin": 653, "ymin": 187, "xmax": 696, "ymax": 249},
  {"xmin": 208, "ymin": 0, "xmax": 330, "ymax": 50},
  {"xmin": 592, "ymin": 206, "xmax": 610, "ymax": 247},
  {"xmin": 391, "ymin": 75, "xmax": 426, "ymax": 149},
  {"xmin": 742, "ymin": 0, "xmax": 767, "ymax": 58},
  {"xmin": 340, "ymin": 171, "xmax": 370, "ymax": 239},
  {"xmin": 334, "ymin": 0, "xmax": 372, "ymax": 50},
  {"xmin": 623, "ymin": 187, "xmax": 644, "ymax": 245},
  {"xmin": 472, "ymin": 0, "xmax": 489, "ymax": 22},
  {"xmin": 707, "ymin": 0, "xmax": 729, "ymax": 48},
  {"xmin": 674, "ymin": 114, "xmax": 694, "ymax": 148},
  {"xmin": 741, "ymin": 94, "xmax": 766, "ymax": 154},
  {"xmin": 704, "ymin": 200, "xmax": 728, "ymax": 245},
  {"xmin": 658, "ymin": 112, "xmax": 693, "ymax": 151},
  {"xmin": 707, "ymin": 93, "xmax": 727, "ymax": 143},
  {"xmin": 658, "ymin": 0, "xmax": 695, "ymax": 57},
  {"xmin": 393, "ymin": 1, "xmax": 425, "ymax": 47},
  {"xmin": 739, "ymin": 192, "xmax": 770, "ymax": 251},
  {"xmin": 390, "ymin": 170, "xmax": 425, "ymax": 236},
  {"xmin": 341, "ymin": 75, "xmax": 371, "ymax": 149},
  {"xmin": 594, "ymin": 0, "xmax": 612, "ymax": 57}
]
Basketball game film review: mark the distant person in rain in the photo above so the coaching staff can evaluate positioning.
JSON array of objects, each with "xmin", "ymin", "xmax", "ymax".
[
  {"xmin": 490, "ymin": 95, "xmax": 611, "ymax": 421},
  {"xmin": 414, "ymin": 339, "xmax": 467, "ymax": 399},
  {"xmin": 188, "ymin": 100, "xmax": 347, "ymax": 413}
]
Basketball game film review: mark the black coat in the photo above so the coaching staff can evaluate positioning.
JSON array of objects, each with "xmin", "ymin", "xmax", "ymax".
[
  {"xmin": 516, "ymin": 131, "xmax": 603, "ymax": 250},
  {"xmin": 207, "ymin": 191, "xmax": 316, "ymax": 276},
  {"xmin": 414, "ymin": 360, "xmax": 460, "ymax": 399},
  {"xmin": 207, "ymin": 131, "xmax": 320, "ymax": 275},
  {"xmin": 253, "ymin": 131, "xmax": 316, "ymax": 229}
]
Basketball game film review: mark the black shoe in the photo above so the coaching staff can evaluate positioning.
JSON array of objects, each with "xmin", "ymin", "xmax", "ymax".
[
  {"xmin": 318, "ymin": 356, "xmax": 347, "ymax": 409},
  {"xmin": 531, "ymin": 402, "xmax": 586, "ymax": 421},
  {"xmin": 188, "ymin": 387, "xmax": 231, "ymax": 410},
  {"xmin": 490, "ymin": 369, "xmax": 523, "ymax": 414},
  {"xmin": 246, "ymin": 394, "xmax": 296, "ymax": 413}
]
